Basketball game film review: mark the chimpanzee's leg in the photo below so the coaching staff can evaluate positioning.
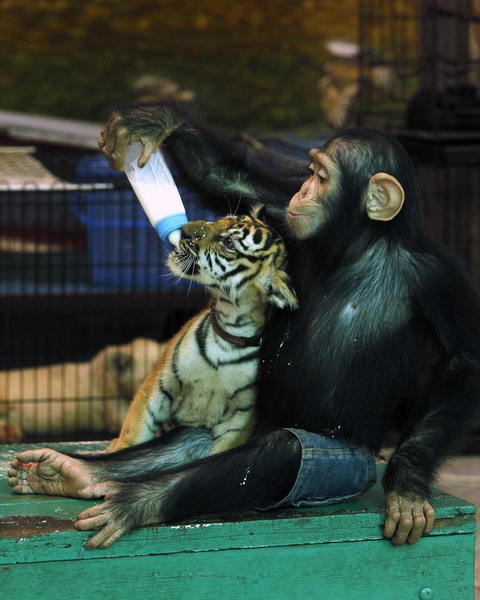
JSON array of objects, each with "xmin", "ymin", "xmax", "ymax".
[
  {"xmin": 8, "ymin": 427, "xmax": 212, "ymax": 497},
  {"xmin": 75, "ymin": 428, "xmax": 301, "ymax": 548},
  {"xmin": 74, "ymin": 427, "xmax": 213, "ymax": 480}
]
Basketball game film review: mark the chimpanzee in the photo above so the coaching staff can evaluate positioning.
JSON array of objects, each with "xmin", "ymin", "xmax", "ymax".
[{"xmin": 8, "ymin": 101, "xmax": 480, "ymax": 550}]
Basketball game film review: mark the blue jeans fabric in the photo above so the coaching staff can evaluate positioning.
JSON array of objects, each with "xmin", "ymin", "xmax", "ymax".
[{"xmin": 266, "ymin": 428, "xmax": 377, "ymax": 509}]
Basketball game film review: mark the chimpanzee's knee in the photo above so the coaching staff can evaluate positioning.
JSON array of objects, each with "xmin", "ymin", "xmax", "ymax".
[
  {"xmin": 253, "ymin": 428, "xmax": 302, "ymax": 498},
  {"xmin": 260, "ymin": 428, "xmax": 302, "ymax": 462}
]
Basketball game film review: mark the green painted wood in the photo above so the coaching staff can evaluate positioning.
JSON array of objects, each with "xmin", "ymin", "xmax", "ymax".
[
  {"xmin": 0, "ymin": 469, "xmax": 476, "ymax": 564},
  {"xmin": 0, "ymin": 442, "xmax": 477, "ymax": 600},
  {"xmin": 1, "ymin": 534, "xmax": 475, "ymax": 600}
]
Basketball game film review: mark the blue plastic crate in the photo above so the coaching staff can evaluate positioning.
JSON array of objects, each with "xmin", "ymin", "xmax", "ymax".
[{"xmin": 72, "ymin": 153, "xmax": 219, "ymax": 291}]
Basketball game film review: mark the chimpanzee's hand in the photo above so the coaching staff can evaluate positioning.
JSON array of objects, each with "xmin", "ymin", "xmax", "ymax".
[
  {"xmin": 383, "ymin": 492, "xmax": 435, "ymax": 545},
  {"xmin": 98, "ymin": 112, "xmax": 159, "ymax": 172}
]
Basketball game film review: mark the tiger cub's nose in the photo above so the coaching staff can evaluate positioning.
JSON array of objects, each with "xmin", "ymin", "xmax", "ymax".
[{"xmin": 181, "ymin": 221, "xmax": 207, "ymax": 241}]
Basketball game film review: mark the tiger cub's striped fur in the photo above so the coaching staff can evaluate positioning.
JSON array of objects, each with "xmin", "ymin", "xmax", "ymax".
[{"xmin": 107, "ymin": 206, "xmax": 298, "ymax": 455}]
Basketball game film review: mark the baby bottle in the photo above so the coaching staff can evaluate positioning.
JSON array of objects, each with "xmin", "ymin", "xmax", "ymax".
[{"xmin": 124, "ymin": 142, "xmax": 187, "ymax": 246}]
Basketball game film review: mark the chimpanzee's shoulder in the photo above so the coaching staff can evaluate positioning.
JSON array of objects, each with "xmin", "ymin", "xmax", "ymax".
[
  {"xmin": 408, "ymin": 239, "xmax": 480, "ymax": 332},
  {"xmin": 409, "ymin": 239, "xmax": 473, "ymax": 282}
]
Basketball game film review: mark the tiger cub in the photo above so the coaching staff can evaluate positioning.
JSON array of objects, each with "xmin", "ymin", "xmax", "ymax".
[{"xmin": 107, "ymin": 205, "xmax": 298, "ymax": 454}]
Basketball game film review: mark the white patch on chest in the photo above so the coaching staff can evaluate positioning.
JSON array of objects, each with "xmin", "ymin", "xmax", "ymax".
[{"xmin": 340, "ymin": 302, "xmax": 359, "ymax": 321}]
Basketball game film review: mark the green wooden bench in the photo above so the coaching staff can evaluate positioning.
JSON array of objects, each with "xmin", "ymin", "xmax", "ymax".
[{"xmin": 0, "ymin": 442, "xmax": 476, "ymax": 600}]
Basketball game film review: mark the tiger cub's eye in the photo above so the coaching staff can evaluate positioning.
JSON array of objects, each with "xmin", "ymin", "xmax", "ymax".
[{"xmin": 222, "ymin": 237, "xmax": 235, "ymax": 250}]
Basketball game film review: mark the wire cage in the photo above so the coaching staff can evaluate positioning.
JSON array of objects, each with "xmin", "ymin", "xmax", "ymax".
[
  {"xmin": 0, "ymin": 144, "xmax": 217, "ymax": 444},
  {"xmin": 357, "ymin": 0, "xmax": 480, "ymax": 287},
  {"xmin": 358, "ymin": 0, "xmax": 480, "ymax": 134}
]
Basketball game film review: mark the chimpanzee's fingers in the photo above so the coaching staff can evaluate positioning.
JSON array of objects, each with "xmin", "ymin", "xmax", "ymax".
[
  {"xmin": 422, "ymin": 501, "xmax": 435, "ymax": 534},
  {"xmin": 390, "ymin": 512, "xmax": 413, "ymax": 546},
  {"xmin": 95, "ymin": 525, "xmax": 127, "ymax": 549},
  {"xmin": 383, "ymin": 492, "xmax": 434, "ymax": 546},
  {"xmin": 98, "ymin": 114, "xmax": 120, "ymax": 154},
  {"xmin": 75, "ymin": 502, "xmax": 109, "ymax": 529},
  {"xmin": 383, "ymin": 492, "xmax": 401, "ymax": 540},
  {"xmin": 138, "ymin": 139, "xmax": 158, "ymax": 168},
  {"xmin": 405, "ymin": 502, "xmax": 428, "ymax": 545},
  {"xmin": 98, "ymin": 114, "xmax": 132, "ymax": 171}
]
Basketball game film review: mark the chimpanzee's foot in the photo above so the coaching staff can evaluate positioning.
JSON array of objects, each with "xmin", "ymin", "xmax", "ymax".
[
  {"xmin": 75, "ymin": 492, "xmax": 161, "ymax": 549},
  {"xmin": 7, "ymin": 448, "xmax": 102, "ymax": 498},
  {"xmin": 75, "ymin": 499, "xmax": 131, "ymax": 548}
]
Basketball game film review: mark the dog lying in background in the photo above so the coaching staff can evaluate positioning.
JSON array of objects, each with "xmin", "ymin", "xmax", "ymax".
[{"xmin": 0, "ymin": 338, "xmax": 165, "ymax": 443}]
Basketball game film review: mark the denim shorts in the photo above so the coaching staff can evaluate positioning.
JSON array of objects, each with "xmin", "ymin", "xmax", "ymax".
[{"xmin": 265, "ymin": 428, "xmax": 377, "ymax": 509}]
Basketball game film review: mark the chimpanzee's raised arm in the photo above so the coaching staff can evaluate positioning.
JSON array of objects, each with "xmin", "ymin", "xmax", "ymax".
[{"xmin": 98, "ymin": 101, "xmax": 307, "ymax": 223}]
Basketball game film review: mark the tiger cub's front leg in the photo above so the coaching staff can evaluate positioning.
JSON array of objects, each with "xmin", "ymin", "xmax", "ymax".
[
  {"xmin": 210, "ymin": 403, "xmax": 257, "ymax": 454},
  {"xmin": 107, "ymin": 367, "xmax": 170, "ymax": 453}
]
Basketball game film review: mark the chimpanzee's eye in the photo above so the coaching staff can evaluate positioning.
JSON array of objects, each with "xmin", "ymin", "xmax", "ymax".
[{"xmin": 318, "ymin": 167, "xmax": 328, "ymax": 183}]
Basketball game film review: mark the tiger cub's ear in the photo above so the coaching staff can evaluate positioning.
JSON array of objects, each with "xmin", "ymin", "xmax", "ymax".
[
  {"xmin": 264, "ymin": 270, "xmax": 299, "ymax": 311},
  {"xmin": 251, "ymin": 204, "xmax": 267, "ymax": 222}
]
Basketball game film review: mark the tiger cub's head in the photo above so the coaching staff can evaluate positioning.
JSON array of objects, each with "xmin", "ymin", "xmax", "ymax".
[{"xmin": 168, "ymin": 205, "xmax": 298, "ymax": 310}]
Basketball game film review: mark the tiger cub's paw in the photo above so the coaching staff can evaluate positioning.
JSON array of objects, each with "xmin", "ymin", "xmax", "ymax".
[{"xmin": 106, "ymin": 438, "xmax": 129, "ymax": 453}]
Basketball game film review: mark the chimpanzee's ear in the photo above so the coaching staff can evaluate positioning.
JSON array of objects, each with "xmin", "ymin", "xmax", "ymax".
[
  {"xmin": 366, "ymin": 173, "xmax": 405, "ymax": 221},
  {"xmin": 251, "ymin": 204, "xmax": 267, "ymax": 222}
]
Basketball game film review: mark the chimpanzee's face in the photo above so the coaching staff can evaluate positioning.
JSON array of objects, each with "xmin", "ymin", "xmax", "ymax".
[{"xmin": 287, "ymin": 148, "xmax": 339, "ymax": 239}]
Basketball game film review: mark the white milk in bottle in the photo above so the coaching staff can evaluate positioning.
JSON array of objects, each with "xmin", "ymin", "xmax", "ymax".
[{"xmin": 124, "ymin": 142, "xmax": 187, "ymax": 246}]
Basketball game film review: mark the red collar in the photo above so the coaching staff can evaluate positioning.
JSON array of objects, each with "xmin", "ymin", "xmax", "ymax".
[{"xmin": 209, "ymin": 306, "xmax": 262, "ymax": 348}]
